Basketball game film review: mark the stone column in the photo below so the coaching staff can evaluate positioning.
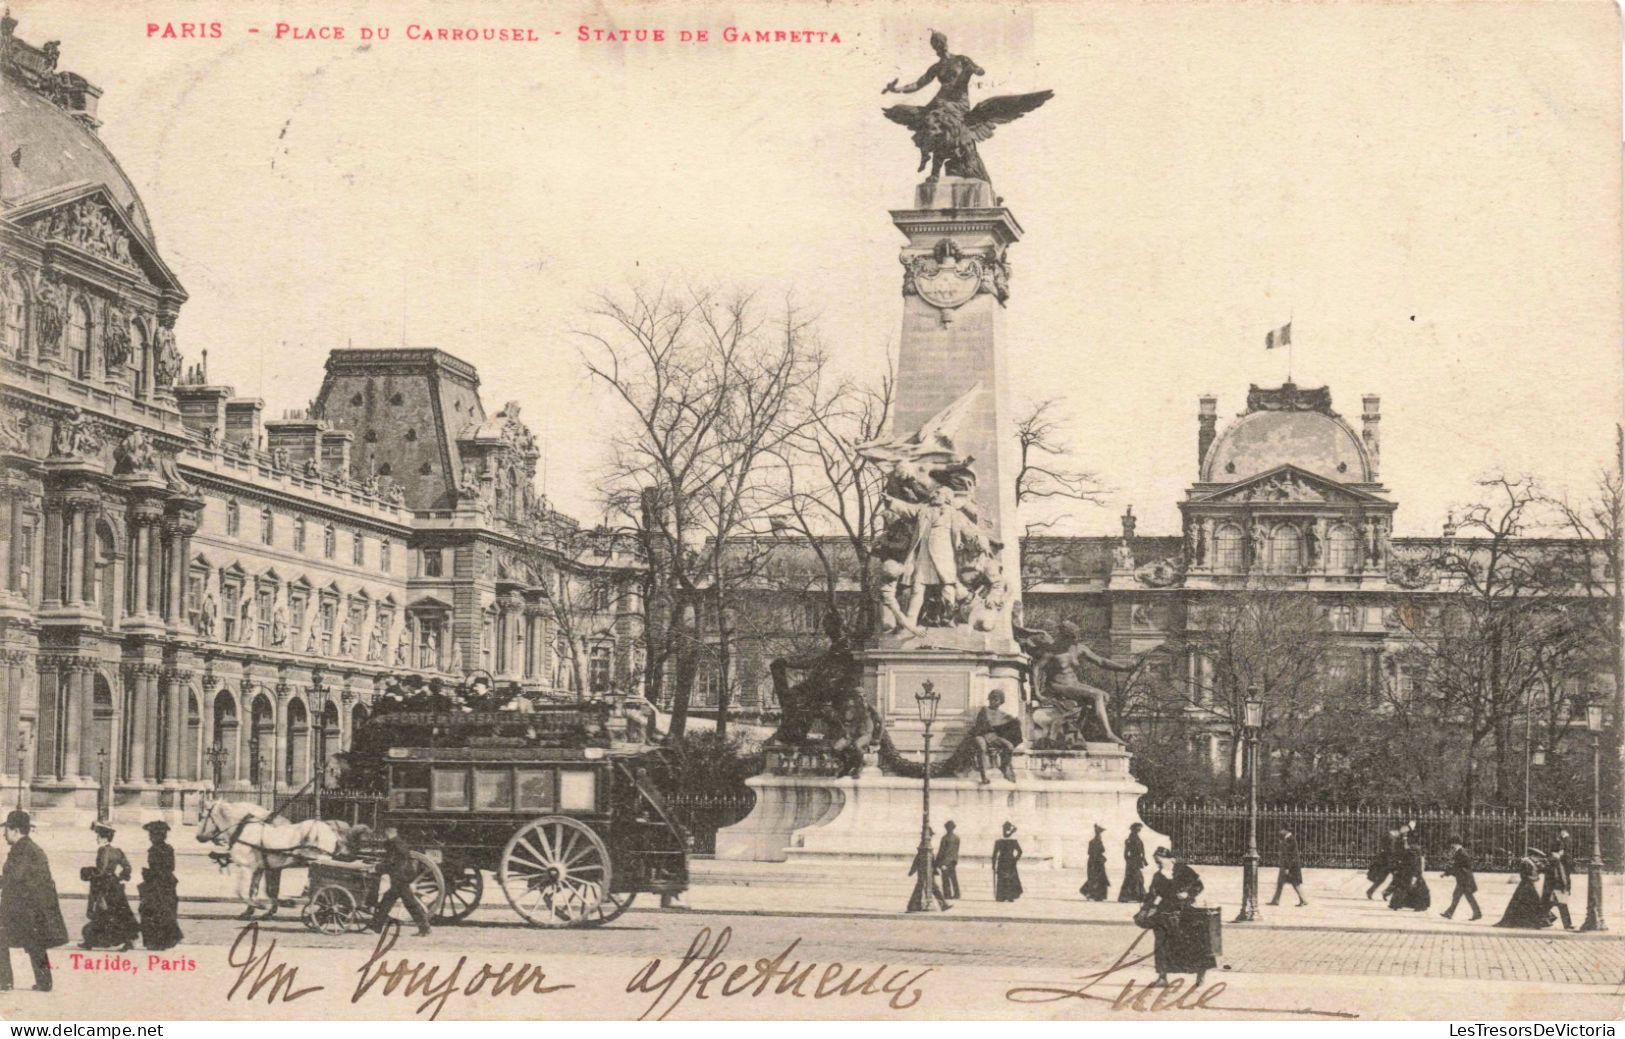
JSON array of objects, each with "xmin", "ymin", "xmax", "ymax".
[
  {"xmin": 166, "ymin": 672, "xmax": 185, "ymax": 783},
  {"xmin": 145, "ymin": 669, "xmax": 165, "ymax": 781},
  {"xmin": 125, "ymin": 666, "xmax": 146, "ymax": 783},
  {"xmin": 80, "ymin": 503, "xmax": 97, "ymax": 605},
  {"xmin": 66, "ymin": 505, "xmax": 85, "ymax": 605},
  {"xmin": 1, "ymin": 650, "xmax": 24, "ymax": 774},
  {"xmin": 148, "ymin": 528, "xmax": 165, "ymax": 622},
  {"xmin": 69, "ymin": 663, "xmax": 90, "ymax": 779},
  {"xmin": 130, "ymin": 517, "xmax": 150, "ymax": 618},
  {"xmin": 41, "ymin": 505, "xmax": 62, "ymax": 607}
]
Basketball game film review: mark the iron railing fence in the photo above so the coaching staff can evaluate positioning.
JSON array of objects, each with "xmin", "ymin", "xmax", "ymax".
[{"xmin": 1139, "ymin": 799, "xmax": 1622, "ymax": 873}]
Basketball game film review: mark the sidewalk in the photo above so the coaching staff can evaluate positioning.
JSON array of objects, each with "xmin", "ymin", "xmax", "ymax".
[{"xmin": 28, "ymin": 820, "xmax": 1624, "ymax": 938}]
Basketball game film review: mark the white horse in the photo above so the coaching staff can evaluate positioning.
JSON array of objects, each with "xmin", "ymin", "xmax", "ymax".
[{"xmin": 195, "ymin": 797, "xmax": 350, "ymax": 919}]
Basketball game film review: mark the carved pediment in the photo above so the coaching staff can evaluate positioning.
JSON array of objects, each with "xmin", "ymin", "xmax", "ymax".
[
  {"xmin": 12, "ymin": 187, "xmax": 183, "ymax": 294},
  {"xmin": 1193, "ymin": 465, "xmax": 1382, "ymax": 506}
]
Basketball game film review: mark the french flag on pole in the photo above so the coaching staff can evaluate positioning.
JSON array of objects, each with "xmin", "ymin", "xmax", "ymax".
[{"xmin": 1265, "ymin": 321, "xmax": 1292, "ymax": 350}]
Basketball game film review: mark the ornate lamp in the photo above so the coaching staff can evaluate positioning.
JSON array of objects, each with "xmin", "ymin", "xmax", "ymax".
[
  {"xmin": 1581, "ymin": 703, "xmax": 1608, "ymax": 932},
  {"xmin": 907, "ymin": 680, "xmax": 943, "ymax": 913},
  {"xmin": 1236, "ymin": 690, "xmax": 1264, "ymax": 922}
]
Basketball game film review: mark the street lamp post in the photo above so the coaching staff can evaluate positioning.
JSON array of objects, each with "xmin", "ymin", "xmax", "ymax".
[
  {"xmin": 96, "ymin": 747, "xmax": 109, "ymax": 822},
  {"xmin": 906, "ymin": 680, "xmax": 942, "ymax": 914},
  {"xmin": 14, "ymin": 730, "xmax": 28, "ymax": 809},
  {"xmin": 1581, "ymin": 704, "xmax": 1608, "ymax": 933},
  {"xmin": 1235, "ymin": 692, "xmax": 1263, "ymax": 923},
  {"xmin": 203, "ymin": 745, "xmax": 227, "ymax": 793}
]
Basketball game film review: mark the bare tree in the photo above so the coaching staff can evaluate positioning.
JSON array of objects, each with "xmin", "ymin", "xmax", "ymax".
[
  {"xmin": 1542, "ymin": 425, "xmax": 1623, "ymax": 754},
  {"xmin": 766, "ymin": 361, "xmax": 894, "ymax": 638},
  {"xmin": 1399, "ymin": 476, "xmax": 1585, "ymax": 810},
  {"xmin": 1143, "ymin": 585, "xmax": 1338, "ymax": 790},
  {"xmin": 581, "ymin": 285, "xmax": 822, "ymax": 739},
  {"xmin": 1014, "ymin": 397, "xmax": 1108, "ymax": 592}
]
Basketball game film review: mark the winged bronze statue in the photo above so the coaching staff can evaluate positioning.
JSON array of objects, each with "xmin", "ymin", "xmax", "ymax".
[{"xmin": 883, "ymin": 31, "xmax": 1054, "ymax": 187}]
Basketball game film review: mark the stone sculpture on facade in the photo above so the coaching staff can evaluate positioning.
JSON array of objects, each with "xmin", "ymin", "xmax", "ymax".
[
  {"xmin": 153, "ymin": 322, "xmax": 181, "ymax": 387},
  {"xmin": 34, "ymin": 277, "xmax": 64, "ymax": 355},
  {"xmin": 270, "ymin": 608, "xmax": 288, "ymax": 647},
  {"xmin": 101, "ymin": 305, "xmax": 131, "ymax": 368},
  {"xmin": 197, "ymin": 594, "xmax": 217, "ymax": 638},
  {"xmin": 49, "ymin": 406, "xmax": 100, "ymax": 459},
  {"xmin": 0, "ymin": 410, "xmax": 31, "ymax": 454},
  {"xmin": 1019, "ymin": 620, "xmax": 1142, "ymax": 748},
  {"xmin": 882, "ymin": 31, "xmax": 1053, "ymax": 187},
  {"xmin": 112, "ymin": 429, "xmax": 155, "ymax": 475}
]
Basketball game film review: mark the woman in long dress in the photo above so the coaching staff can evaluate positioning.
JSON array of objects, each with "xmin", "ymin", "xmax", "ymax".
[
  {"xmin": 1080, "ymin": 824, "xmax": 1110, "ymax": 901},
  {"xmin": 137, "ymin": 821, "xmax": 183, "ymax": 951},
  {"xmin": 1388, "ymin": 840, "xmax": 1431, "ymax": 911},
  {"xmin": 992, "ymin": 822, "xmax": 1023, "ymax": 902},
  {"xmin": 1118, "ymin": 823, "xmax": 1148, "ymax": 902},
  {"xmin": 1141, "ymin": 847, "xmax": 1216, "ymax": 987},
  {"xmin": 1496, "ymin": 853, "xmax": 1555, "ymax": 929},
  {"xmin": 80, "ymin": 823, "xmax": 139, "ymax": 951}
]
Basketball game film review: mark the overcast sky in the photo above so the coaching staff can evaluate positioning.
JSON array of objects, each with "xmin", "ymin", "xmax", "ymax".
[{"xmin": 18, "ymin": 0, "xmax": 1623, "ymax": 535}]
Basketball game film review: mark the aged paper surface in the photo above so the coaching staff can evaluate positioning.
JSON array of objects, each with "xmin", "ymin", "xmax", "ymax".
[{"xmin": 0, "ymin": 0, "xmax": 1621, "ymax": 1024}]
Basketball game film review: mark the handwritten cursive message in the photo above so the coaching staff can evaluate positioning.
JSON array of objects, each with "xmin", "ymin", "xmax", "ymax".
[
  {"xmin": 1006, "ymin": 929, "xmax": 1358, "ymax": 1020},
  {"xmin": 224, "ymin": 921, "xmax": 574, "ymax": 1019},
  {"xmin": 626, "ymin": 926, "xmax": 932, "ymax": 1020}
]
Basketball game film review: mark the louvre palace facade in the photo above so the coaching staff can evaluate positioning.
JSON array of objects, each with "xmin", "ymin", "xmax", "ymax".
[{"xmin": 0, "ymin": 21, "xmax": 640, "ymax": 824}]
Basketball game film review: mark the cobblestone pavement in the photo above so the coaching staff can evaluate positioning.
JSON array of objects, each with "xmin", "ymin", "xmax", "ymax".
[{"xmin": 161, "ymin": 898, "xmax": 1624, "ymax": 988}]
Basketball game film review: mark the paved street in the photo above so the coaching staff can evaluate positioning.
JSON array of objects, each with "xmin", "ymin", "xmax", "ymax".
[{"xmin": 5, "ymin": 825, "xmax": 1620, "ymax": 1020}]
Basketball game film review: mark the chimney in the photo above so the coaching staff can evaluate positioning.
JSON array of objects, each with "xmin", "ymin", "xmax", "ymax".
[
  {"xmin": 1362, "ymin": 395, "xmax": 1381, "ymax": 479},
  {"xmin": 1197, "ymin": 395, "xmax": 1218, "ymax": 471}
]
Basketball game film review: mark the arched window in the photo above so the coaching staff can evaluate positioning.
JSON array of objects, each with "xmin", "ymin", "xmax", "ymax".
[
  {"xmin": 130, "ymin": 320, "xmax": 149, "ymax": 398},
  {"xmin": 1213, "ymin": 524, "xmax": 1245, "ymax": 573},
  {"xmin": 1326, "ymin": 523, "xmax": 1360, "ymax": 572},
  {"xmin": 2, "ymin": 275, "xmax": 29, "ymax": 359},
  {"xmin": 1269, "ymin": 525, "xmax": 1303, "ymax": 573},
  {"xmin": 67, "ymin": 298, "xmax": 92, "ymax": 379}
]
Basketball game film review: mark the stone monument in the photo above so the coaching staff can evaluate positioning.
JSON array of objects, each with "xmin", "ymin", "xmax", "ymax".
[{"xmin": 717, "ymin": 33, "xmax": 1162, "ymax": 869}]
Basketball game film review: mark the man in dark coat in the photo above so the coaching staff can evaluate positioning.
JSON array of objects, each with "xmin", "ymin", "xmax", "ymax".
[
  {"xmin": 935, "ymin": 821, "xmax": 961, "ymax": 901},
  {"xmin": 1543, "ymin": 829, "xmax": 1574, "ymax": 930},
  {"xmin": 367, "ymin": 825, "xmax": 431, "ymax": 936},
  {"xmin": 1439, "ymin": 834, "xmax": 1481, "ymax": 920},
  {"xmin": 908, "ymin": 827, "xmax": 950, "ymax": 910},
  {"xmin": 1268, "ymin": 826, "xmax": 1307, "ymax": 906},
  {"xmin": 0, "ymin": 810, "xmax": 69, "ymax": 991},
  {"xmin": 1366, "ymin": 825, "xmax": 1400, "ymax": 899}
]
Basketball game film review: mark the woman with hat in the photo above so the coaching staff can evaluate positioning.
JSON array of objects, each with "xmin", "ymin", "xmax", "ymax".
[
  {"xmin": 991, "ymin": 822, "xmax": 1023, "ymax": 902},
  {"xmin": 1496, "ymin": 849, "xmax": 1555, "ymax": 929},
  {"xmin": 1079, "ymin": 823, "xmax": 1110, "ymax": 901},
  {"xmin": 1117, "ymin": 822, "xmax": 1148, "ymax": 902},
  {"xmin": 80, "ymin": 822, "xmax": 139, "ymax": 951},
  {"xmin": 1140, "ymin": 847, "xmax": 1216, "ymax": 988},
  {"xmin": 0, "ymin": 810, "xmax": 68, "ymax": 991},
  {"xmin": 137, "ymin": 821, "xmax": 182, "ymax": 951}
]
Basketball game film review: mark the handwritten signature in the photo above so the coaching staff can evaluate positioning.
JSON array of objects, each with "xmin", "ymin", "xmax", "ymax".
[
  {"xmin": 626, "ymin": 926, "xmax": 932, "ymax": 1020},
  {"xmin": 1006, "ymin": 929, "xmax": 1358, "ymax": 1019},
  {"xmin": 225, "ymin": 921, "xmax": 574, "ymax": 1020}
]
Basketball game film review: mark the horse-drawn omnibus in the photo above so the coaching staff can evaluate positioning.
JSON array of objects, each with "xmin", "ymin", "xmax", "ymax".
[{"xmin": 350, "ymin": 699, "xmax": 689, "ymax": 928}]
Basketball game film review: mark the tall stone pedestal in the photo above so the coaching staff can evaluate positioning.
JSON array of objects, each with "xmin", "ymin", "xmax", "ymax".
[{"xmin": 716, "ymin": 174, "xmax": 1164, "ymax": 866}]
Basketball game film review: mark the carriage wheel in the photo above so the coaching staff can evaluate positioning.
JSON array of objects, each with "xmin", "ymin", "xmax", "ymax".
[
  {"xmin": 437, "ymin": 866, "xmax": 484, "ymax": 923},
  {"xmin": 388, "ymin": 852, "xmax": 447, "ymax": 922},
  {"xmin": 591, "ymin": 891, "xmax": 637, "ymax": 925},
  {"xmin": 306, "ymin": 884, "xmax": 358, "ymax": 935},
  {"xmin": 499, "ymin": 816, "xmax": 614, "ymax": 928}
]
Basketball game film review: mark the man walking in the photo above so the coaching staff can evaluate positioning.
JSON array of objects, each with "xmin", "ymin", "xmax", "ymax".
[
  {"xmin": 368, "ymin": 825, "xmax": 432, "ymax": 936},
  {"xmin": 0, "ymin": 810, "xmax": 69, "ymax": 992},
  {"xmin": 1268, "ymin": 826, "xmax": 1308, "ymax": 906},
  {"xmin": 1440, "ymin": 834, "xmax": 1481, "ymax": 921},
  {"xmin": 908, "ymin": 828, "xmax": 950, "ymax": 910},
  {"xmin": 1366, "ymin": 824, "xmax": 1400, "ymax": 899},
  {"xmin": 935, "ymin": 821, "xmax": 961, "ymax": 901}
]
